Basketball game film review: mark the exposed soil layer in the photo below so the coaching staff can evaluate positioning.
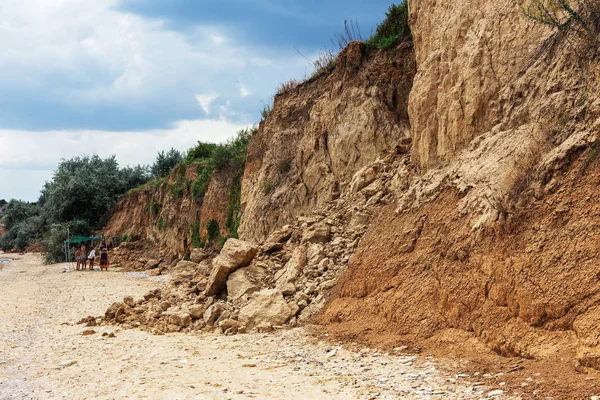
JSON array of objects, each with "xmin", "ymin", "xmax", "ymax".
[{"xmin": 321, "ymin": 147, "xmax": 600, "ymax": 399}]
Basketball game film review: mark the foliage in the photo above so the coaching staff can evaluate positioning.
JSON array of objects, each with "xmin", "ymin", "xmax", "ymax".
[
  {"xmin": 42, "ymin": 155, "xmax": 150, "ymax": 228},
  {"xmin": 333, "ymin": 19, "xmax": 364, "ymax": 50},
  {"xmin": 0, "ymin": 155, "xmax": 150, "ymax": 260},
  {"xmin": 157, "ymin": 217, "xmax": 166, "ymax": 232},
  {"xmin": 366, "ymin": 1, "xmax": 411, "ymax": 51},
  {"xmin": 263, "ymin": 181, "xmax": 274, "ymax": 195},
  {"xmin": 311, "ymin": 48, "xmax": 338, "ymax": 79},
  {"xmin": 260, "ymin": 103, "xmax": 272, "ymax": 121},
  {"xmin": 169, "ymin": 181, "xmax": 184, "ymax": 199},
  {"xmin": 276, "ymin": 79, "xmax": 300, "ymax": 95},
  {"xmin": 278, "ymin": 159, "xmax": 292, "ymax": 174},
  {"xmin": 113, "ymin": 232, "xmax": 132, "ymax": 247},
  {"xmin": 225, "ymin": 174, "xmax": 243, "ymax": 239},
  {"xmin": 206, "ymin": 219, "xmax": 220, "ymax": 243},
  {"xmin": 151, "ymin": 148, "xmax": 184, "ymax": 178},
  {"xmin": 151, "ymin": 201, "xmax": 162, "ymax": 217},
  {"xmin": 521, "ymin": 0, "xmax": 600, "ymax": 57},
  {"xmin": 191, "ymin": 221, "xmax": 204, "ymax": 248}
]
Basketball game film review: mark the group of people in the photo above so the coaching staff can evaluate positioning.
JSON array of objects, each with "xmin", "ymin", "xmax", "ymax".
[{"xmin": 74, "ymin": 242, "xmax": 109, "ymax": 271}]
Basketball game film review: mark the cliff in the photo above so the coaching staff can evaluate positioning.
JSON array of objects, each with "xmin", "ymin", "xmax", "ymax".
[
  {"xmin": 102, "ymin": 0, "xmax": 600, "ymax": 390},
  {"xmin": 238, "ymin": 41, "xmax": 416, "ymax": 243},
  {"xmin": 104, "ymin": 163, "xmax": 236, "ymax": 266}
]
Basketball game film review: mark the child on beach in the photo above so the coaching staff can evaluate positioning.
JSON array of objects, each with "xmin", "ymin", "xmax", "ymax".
[
  {"xmin": 88, "ymin": 247, "xmax": 96, "ymax": 270},
  {"xmin": 75, "ymin": 248, "xmax": 81, "ymax": 271},
  {"xmin": 80, "ymin": 245, "xmax": 88, "ymax": 270}
]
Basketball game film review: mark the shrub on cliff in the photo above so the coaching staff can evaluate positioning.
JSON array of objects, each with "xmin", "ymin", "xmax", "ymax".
[
  {"xmin": 366, "ymin": 1, "xmax": 411, "ymax": 50},
  {"xmin": 522, "ymin": 0, "xmax": 600, "ymax": 59},
  {"xmin": 151, "ymin": 148, "xmax": 183, "ymax": 178}
]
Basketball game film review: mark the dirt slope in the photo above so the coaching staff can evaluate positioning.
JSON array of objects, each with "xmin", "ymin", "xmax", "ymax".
[
  {"xmin": 239, "ymin": 41, "xmax": 416, "ymax": 243},
  {"xmin": 104, "ymin": 163, "xmax": 236, "ymax": 263}
]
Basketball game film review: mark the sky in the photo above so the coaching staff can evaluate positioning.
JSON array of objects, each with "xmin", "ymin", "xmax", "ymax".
[{"xmin": 0, "ymin": 0, "xmax": 395, "ymax": 202}]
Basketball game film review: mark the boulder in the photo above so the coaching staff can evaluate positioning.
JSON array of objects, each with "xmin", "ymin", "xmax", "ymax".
[
  {"xmin": 350, "ymin": 163, "xmax": 381, "ymax": 193},
  {"xmin": 238, "ymin": 289, "xmax": 293, "ymax": 328},
  {"xmin": 105, "ymin": 302, "xmax": 122, "ymax": 320},
  {"xmin": 188, "ymin": 304, "xmax": 206, "ymax": 320},
  {"xmin": 205, "ymin": 239, "xmax": 258, "ymax": 296},
  {"xmin": 275, "ymin": 246, "xmax": 307, "ymax": 290},
  {"xmin": 171, "ymin": 260, "xmax": 198, "ymax": 285},
  {"xmin": 307, "ymin": 244, "xmax": 325, "ymax": 265},
  {"xmin": 301, "ymin": 223, "xmax": 331, "ymax": 244},
  {"xmin": 146, "ymin": 259, "xmax": 161, "ymax": 269},
  {"xmin": 266, "ymin": 225, "xmax": 294, "ymax": 244},
  {"xmin": 203, "ymin": 303, "xmax": 224, "ymax": 326},
  {"xmin": 361, "ymin": 179, "xmax": 384, "ymax": 198},
  {"xmin": 227, "ymin": 265, "xmax": 266, "ymax": 303},
  {"xmin": 218, "ymin": 318, "xmax": 243, "ymax": 332},
  {"xmin": 190, "ymin": 248, "xmax": 209, "ymax": 263},
  {"xmin": 164, "ymin": 311, "xmax": 191, "ymax": 328}
]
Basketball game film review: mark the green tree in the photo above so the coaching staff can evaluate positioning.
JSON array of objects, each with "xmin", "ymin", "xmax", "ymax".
[{"xmin": 151, "ymin": 148, "xmax": 184, "ymax": 178}]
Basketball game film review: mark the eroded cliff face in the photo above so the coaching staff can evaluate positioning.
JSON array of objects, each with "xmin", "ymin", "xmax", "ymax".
[
  {"xmin": 323, "ymin": 0, "xmax": 600, "ymax": 374},
  {"xmin": 408, "ymin": 0, "xmax": 546, "ymax": 169},
  {"xmin": 238, "ymin": 41, "xmax": 416, "ymax": 243},
  {"xmin": 104, "ymin": 164, "xmax": 235, "ymax": 263}
]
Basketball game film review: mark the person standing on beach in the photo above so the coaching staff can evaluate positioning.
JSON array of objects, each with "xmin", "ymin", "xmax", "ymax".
[
  {"xmin": 80, "ymin": 244, "xmax": 88, "ymax": 270},
  {"xmin": 75, "ymin": 247, "xmax": 81, "ymax": 271},
  {"xmin": 88, "ymin": 247, "xmax": 96, "ymax": 271},
  {"xmin": 99, "ymin": 242, "xmax": 109, "ymax": 270}
]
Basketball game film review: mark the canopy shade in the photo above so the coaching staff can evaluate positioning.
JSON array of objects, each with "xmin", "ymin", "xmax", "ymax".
[{"xmin": 64, "ymin": 236, "xmax": 101, "ymax": 244}]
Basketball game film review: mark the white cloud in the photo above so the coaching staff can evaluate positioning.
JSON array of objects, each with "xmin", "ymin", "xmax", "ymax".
[
  {"xmin": 0, "ymin": 119, "xmax": 248, "ymax": 201},
  {"xmin": 239, "ymin": 84, "xmax": 252, "ymax": 98},
  {"xmin": 195, "ymin": 93, "xmax": 220, "ymax": 115}
]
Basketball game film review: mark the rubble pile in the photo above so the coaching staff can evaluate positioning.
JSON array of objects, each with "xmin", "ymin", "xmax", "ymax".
[{"xmin": 102, "ymin": 153, "xmax": 411, "ymax": 335}]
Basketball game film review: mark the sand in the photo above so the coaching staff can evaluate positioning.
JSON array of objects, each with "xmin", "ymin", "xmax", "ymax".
[{"xmin": 0, "ymin": 253, "xmax": 516, "ymax": 399}]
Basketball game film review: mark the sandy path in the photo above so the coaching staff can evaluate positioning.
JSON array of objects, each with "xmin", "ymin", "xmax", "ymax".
[{"xmin": 0, "ymin": 254, "xmax": 515, "ymax": 399}]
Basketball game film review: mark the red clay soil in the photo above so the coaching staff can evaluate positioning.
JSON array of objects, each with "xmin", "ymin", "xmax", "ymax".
[{"xmin": 320, "ymin": 148, "xmax": 600, "ymax": 399}]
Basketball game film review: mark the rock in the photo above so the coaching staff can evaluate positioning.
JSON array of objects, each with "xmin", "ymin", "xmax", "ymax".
[
  {"xmin": 227, "ymin": 265, "xmax": 266, "ymax": 303},
  {"xmin": 190, "ymin": 248, "xmax": 209, "ymax": 263},
  {"xmin": 57, "ymin": 360, "xmax": 77, "ymax": 369},
  {"xmin": 123, "ymin": 296, "xmax": 135, "ymax": 308},
  {"xmin": 239, "ymin": 289, "xmax": 293, "ymax": 328},
  {"xmin": 274, "ymin": 246, "xmax": 307, "ymax": 290},
  {"xmin": 205, "ymin": 239, "xmax": 258, "ymax": 296},
  {"xmin": 288, "ymin": 302, "xmax": 300, "ymax": 317},
  {"xmin": 149, "ymin": 268, "xmax": 161, "ymax": 276},
  {"xmin": 266, "ymin": 225, "xmax": 294, "ymax": 243},
  {"xmin": 302, "ymin": 223, "xmax": 331, "ymax": 244},
  {"xmin": 189, "ymin": 304, "xmax": 206, "ymax": 320},
  {"xmin": 487, "ymin": 390, "xmax": 504, "ymax": 398},
  {"xmin": 171, "ymin": 260, "xmax": 198, "ymax": 284},
  {"xmin": 321, "ymin": 279, "xmax": 336, "ymax": 290},
  {"xmin": 164, "ymin": 312, "xmax": 191, "ymax": 328},
  {"xmin": 218, "ymin": 318, "xmax": 242, "ymax": 332},
  {"xmin": 350, "ymin": 163, "xmax": 380, "ymax": 193},
  {"xmin": 105, "ymin": 302, "xmax": 122, "ymax": 320},
  {"xmin": 281, "ymin": 283, "xmax": 296, "ymax": 296},
  {"xmin": 307, "ymin": 244, "xmax": 325, "ymax": 265},
  {"xmin": 256, "ymin": 323, "xmax": 274, "ymax": 333},
  {"xmin": 203, "ymin": 303, "xmax": 224, "ymax": 326},
  {"xmin": 361, "ymin": 179, "xmax": 383, "ymax": 198},
  {"xmin": 318, "ymin": 258, "xmax": 330, "ymax": 273}
]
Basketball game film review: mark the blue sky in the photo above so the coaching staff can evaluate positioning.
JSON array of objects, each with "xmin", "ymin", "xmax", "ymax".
[{"xmin": 0, "ymin": 0, "xmax": 395, "ymax": 201}]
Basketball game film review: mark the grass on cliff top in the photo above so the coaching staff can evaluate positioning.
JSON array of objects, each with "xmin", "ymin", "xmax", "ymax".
[{"xmin": 305, "ymin": 2, "xmax": 411, "ymax": 81}]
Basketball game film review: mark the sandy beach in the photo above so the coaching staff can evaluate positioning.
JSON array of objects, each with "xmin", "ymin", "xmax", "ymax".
[{"xmin": 0, "ymin": 254, "xmax": 515, "ymax": 399}]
